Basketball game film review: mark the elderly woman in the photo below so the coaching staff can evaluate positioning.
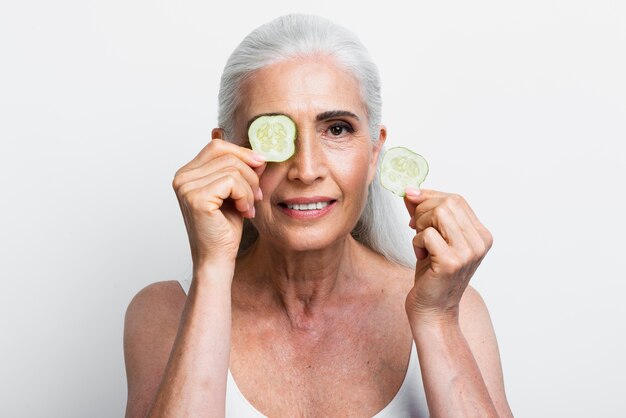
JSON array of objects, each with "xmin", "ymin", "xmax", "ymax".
[{"xmin": 124, "ymin": 14, "xmax": 513, "ymax": 418}]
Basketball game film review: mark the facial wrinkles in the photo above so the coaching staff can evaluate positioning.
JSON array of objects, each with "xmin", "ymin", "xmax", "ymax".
[
  {"xmin": 240, "ymin": 59, "xmax": 375, "ymax": 245},
  {"xmin": 243, "ymin": 57, "xmax": 367, "ymax": 120}
]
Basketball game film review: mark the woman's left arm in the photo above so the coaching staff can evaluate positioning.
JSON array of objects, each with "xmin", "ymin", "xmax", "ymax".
[{"xmin": 403, "ymin": 188, "xmax": 513, "ymax": 418}]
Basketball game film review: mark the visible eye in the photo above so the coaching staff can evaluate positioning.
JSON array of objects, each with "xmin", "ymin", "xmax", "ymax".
[{"xmin": 326, "ymin": 122, "xmax": 354, "ymax": 137}]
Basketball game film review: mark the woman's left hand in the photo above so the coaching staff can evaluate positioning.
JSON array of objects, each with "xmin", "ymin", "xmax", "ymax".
[{"xmin": 403, "ymin": 188, "xmax": 493, "ymax": 326}]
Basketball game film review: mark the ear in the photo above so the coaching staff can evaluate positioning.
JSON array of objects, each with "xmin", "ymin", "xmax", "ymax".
[
  {"xmin": 211, "ymin": 127, "xmax": 225, "ymax": 140},
  {"xmin": 367, "ymin": 125, "xmax": 387, "ymax": 184}
]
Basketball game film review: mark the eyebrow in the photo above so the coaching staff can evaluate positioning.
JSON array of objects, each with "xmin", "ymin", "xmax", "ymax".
[
  {"xmin": 315, "ymin": 110, "xmax": 360, "ymax": 122},
  {"xmin": 246, "ymin": 110, "xmax": 360, "ymax": 132}
]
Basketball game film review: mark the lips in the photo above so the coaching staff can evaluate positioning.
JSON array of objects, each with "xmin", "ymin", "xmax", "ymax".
[
  {"xmin": 277, "ymin": 196, "xmax": 337, "ymax": 218},
  {"xmin": 285, "ymin": 201, "xmax": 330, "ymax": 210},
  {"xmin": 278, "ymin": 196, "xmax": 336, "ymax": 209}
]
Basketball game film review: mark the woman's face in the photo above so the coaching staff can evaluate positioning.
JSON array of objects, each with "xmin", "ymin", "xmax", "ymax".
[{"xmin": 234, "ymin": 56, "xmax": 385, "ymax": 252}]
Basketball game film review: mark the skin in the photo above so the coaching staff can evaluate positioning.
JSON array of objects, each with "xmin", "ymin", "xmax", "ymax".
[{"xmin": 124, "ymin": 56, "xmax": 514, "ymax": 417}]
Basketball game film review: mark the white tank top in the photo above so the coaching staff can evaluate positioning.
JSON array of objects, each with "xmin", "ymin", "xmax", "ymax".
[{"xmin": 177, "ymin": 278, "xmax": 429, "ymax": 417}]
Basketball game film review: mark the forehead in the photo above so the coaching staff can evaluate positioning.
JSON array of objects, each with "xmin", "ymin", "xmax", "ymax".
[{"xmin": 238, "ymin": 56, "xmax": 367, "ymax": 119}]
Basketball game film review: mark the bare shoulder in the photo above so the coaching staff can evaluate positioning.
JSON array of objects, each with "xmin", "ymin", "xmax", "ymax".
[
  {"xmin": 123, "ymin": 280, "xmax": 187, "ymax": 417},
  {"xmin": 459, "ymin": 285, "xmax": 514, "ymax": 417},
  {"xmin": 459, "ymin": 285, "xmax": 489, "ymax": 321},
  {"xmin": 458, "ymin": 285, "xmax": 497, "ymax": 349},
  {"xmin": 124, "ymin": 280, "xmax": 187, "ymax": 342},
  {"xmin": 125, "ymin": 280, "xmax": 186, "ymax": 323},
  {"xmin": 124, "ymin": 279, "xmax": 187, "ymax": 356}
]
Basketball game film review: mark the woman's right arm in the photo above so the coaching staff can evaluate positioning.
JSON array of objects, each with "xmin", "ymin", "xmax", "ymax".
[
  {"xmin": 124, "ymin": 137, "xmax": 266, "ymax": 418},
  {"xmin": 124, "ymin": 267, "xmax": 234, "ymax": 418}
]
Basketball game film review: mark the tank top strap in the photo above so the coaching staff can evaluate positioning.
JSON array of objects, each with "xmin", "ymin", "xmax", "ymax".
[{"xmin": 372, "ymin": 340, "xmax": 429, "ymax": 417}]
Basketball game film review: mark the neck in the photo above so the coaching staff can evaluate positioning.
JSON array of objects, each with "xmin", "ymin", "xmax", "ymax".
[{"xmin": 240, "ymin": 235, "xmax": 361, "ymax": 330}]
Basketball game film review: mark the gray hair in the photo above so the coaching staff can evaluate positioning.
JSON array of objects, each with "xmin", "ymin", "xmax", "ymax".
[{"xmin": 218, "ymin": 14, "xmax": 415, "ymax": 267}]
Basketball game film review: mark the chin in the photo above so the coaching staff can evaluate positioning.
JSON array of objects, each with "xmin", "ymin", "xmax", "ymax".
[{"xmin": 263, "ymin": 226, "xmax": 350, "ymax": 253}]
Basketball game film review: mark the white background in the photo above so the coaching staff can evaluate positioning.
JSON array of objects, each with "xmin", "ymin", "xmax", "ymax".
[{"xmin": 1, "ymin": 1, "xmax": 625, "ymax": 417}]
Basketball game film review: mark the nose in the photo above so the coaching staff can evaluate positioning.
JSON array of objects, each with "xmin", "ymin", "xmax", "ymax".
[{"xmin": 286, "ymin": 128, "xmax": 328, "ymax": 184}]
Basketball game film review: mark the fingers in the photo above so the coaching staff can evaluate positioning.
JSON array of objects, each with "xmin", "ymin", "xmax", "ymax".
[
  {"xmin": 175, "ymin": 154, "xmax": 263, "ymax": 201},
  {"xmin": 405, "ymin": 190, "xmax": 493, "ymax": 262},
  {"xmin": 172, "ymin": 138, "xmax": 268, "ymax": 219},
  {"xmin": 446, "ymin": 198, "xmax": 491, "ymax": 259},
  {"xmin": 414, "ymin": 205, "xmax": 469, "ymax": 248},
  {"xmin": 212, "ymin": 174, "xmax": 256, "ymax": 217},
  {"xmin": 184, "ymin": 170, "xmax": 256, "ymax": 218},
  {"xmin": 455, "ymin": 197, "xmax": 494, "ymax": 251},
  {"xmin": 403, "ymin": 187, "xmax": 437, "ymax": 220},
  {"xmin": 178, "ymin": 138, "xmax": 266, "ymax": 173},
  {"xmin": 413, "ymin": 227, "xmax": 450, "ymax": 261}
]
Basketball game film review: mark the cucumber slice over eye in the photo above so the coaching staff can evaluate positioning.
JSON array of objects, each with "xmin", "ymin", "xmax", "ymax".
[
  {"xmin": 247, "ymin": 115, "xmax": 296, "ymax": 162},
  {"xmin": 380, "ymin": 147, "xmax": 429, "ymax": 196}
]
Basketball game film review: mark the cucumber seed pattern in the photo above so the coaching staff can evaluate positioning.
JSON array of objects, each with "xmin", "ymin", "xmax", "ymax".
[
  {"xmin": 255, "ymin": 121, "xmax": 288, "ymax": 152},
  {"xmin": 390, "ymin": 156, "xmax": 420, "ymax": 178},
  {"xmin": 380, "ymin": 147, "xmax": 429, "ymax": 196},
  {"xmin": 248, "ymin": 115, "xmax": 297, "ymax": 162}
]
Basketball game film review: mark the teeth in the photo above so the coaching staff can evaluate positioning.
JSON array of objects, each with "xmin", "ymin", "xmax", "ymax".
[{"xmin": 286, "ymin": 201, "xmax": 330, "ymax": 210}]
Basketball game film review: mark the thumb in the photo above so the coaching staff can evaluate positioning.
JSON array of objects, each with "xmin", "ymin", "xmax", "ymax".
[
  {"xmin": 403, "ymin": 187, "xmax": 434, "ymax": 228},
  {"xmin": 403, "ymin": 187, "xmax": 422, "ymax": 217}
]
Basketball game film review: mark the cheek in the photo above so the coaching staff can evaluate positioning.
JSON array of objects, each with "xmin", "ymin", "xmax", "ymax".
[
  {"xmin": 251, "ymin": 171, "xmax": 279, "ymax": 233},
  {"xmin": 255, "ymin": 166, "xmax": 284, "ymax": 221},
  {"xmin": 257, "ymin": 166, "xmax": 282, "ymax": 194},
  {"xmin": 335, "ymin": 151, "xmax": 372, "ymax": 201}
]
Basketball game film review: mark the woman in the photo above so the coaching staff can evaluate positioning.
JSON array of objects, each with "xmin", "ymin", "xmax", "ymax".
[{"xmin": 124, "ymin": 14, "xmax": 513, "ymax": 418}]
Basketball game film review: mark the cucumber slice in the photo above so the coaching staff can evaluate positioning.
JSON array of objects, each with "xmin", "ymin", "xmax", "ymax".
[
  {"xmin": 247, "ymin": 115, "xmax": 296, "ymax": 162},
  {"xmin": 380, "ymin": 147, "xmax": 429, "ymax": 196}
]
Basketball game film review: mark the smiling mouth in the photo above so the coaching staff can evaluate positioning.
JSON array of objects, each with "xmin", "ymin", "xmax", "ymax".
[{"xmin": 279, "ymin": 200, "xmax": 336, "ymax": 211}]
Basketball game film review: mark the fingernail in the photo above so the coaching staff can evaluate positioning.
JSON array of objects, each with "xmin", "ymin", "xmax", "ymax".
[
  {"xmin": 252, "ymin": 153, "xmax": 266, "ymax": 163},
  {"xmin": 256, "ymin": 188, "xmax": 263, "ymax": 200},
  {"xmin": 405, "ymin": 187, "xmax": 421, "ymax": 197},
  {"xmin": 251, "ymin": 206, "xmax": 256, "ymax": 218}
]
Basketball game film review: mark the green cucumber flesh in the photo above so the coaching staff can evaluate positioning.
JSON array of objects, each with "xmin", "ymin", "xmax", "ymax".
[
  {"xmin": 380, "ymin": 147, "xmax": 429, "ymax": 196},
  {"xmin": 247, "ymin": 115, "xmax": 296, "ymax": 162}
]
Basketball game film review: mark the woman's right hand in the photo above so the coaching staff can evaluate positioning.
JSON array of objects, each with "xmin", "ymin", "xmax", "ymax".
[{"xmin": 172, "ymin": 138, "xmax": 266, "ymax": 270}]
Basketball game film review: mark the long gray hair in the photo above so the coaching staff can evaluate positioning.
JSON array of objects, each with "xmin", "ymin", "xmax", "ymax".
[{"xmin": 218, "ymin": 14, "xmax": 415, "ymax": 267}]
